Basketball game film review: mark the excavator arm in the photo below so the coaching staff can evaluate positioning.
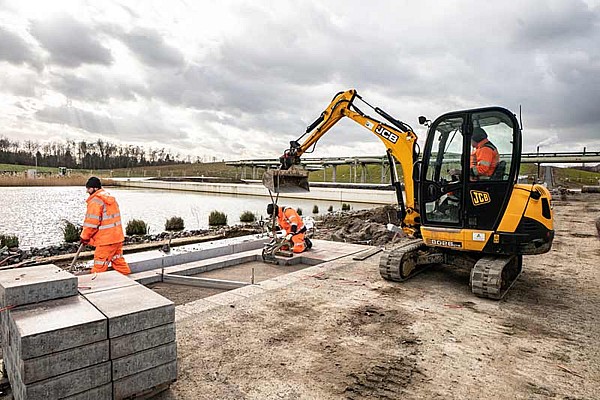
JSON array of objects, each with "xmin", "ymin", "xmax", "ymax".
[{"xmin": 266, "ymin": 89, "xmax": 421, "ymax": 236}]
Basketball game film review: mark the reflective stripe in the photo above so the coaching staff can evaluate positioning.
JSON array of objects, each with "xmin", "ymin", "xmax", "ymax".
[
  {"xmin": 86, "ymin": 214, "xmax": 101, "ymax": 220},
  {"xmin": 91, "ymin": 198, "xmax": 105, "ymax": 205},
  {"xmin": 471, "ymin": 167, "xmax": 479, "ymax": 176},
  {"xmin": 98, "ymin": 221, "xmax": 122, "ymax": 230},
  {"xmin": 103, "ymin": 212, "xmax": 120, "ymax": 219},
  {"xmin": 94, "ymin": 260, "xmax": 108, "ymax": 265},
  {"xmin": 478, "ymin": 161, "xmax": 491, "ymax": 166},
  {"xmin": 83, "ymin": 222, "xmax": 100, "ymax": 228}
]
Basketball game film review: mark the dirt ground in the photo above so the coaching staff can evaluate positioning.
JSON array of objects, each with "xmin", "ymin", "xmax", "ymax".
[{"xmin": 151, "ymin": 194, "xmax": 600, "ymax": 399}]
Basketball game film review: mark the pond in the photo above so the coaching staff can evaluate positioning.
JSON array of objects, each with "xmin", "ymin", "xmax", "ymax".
[{"xmin": 0, "ymin": 186, "xmax": 378, "ymax": 248}]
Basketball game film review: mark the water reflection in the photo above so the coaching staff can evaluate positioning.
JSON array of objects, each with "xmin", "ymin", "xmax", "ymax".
[{"xmin": 0, "ymin": 186, "xmax": 378, "ymax": 249}]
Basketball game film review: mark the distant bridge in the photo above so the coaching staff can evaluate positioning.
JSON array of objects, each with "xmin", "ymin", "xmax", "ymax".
[{"xmin": 226, "ymin": 151, "xmax": 600, "ymax": 181}]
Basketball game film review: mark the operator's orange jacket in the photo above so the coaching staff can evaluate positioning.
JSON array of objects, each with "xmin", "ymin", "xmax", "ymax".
[
  {"xmin": 470, "ymin": 138, "xmax": 499, "ymax": 178},
  {"xmin": 81, "ymin": 189, "xmax": 125, "ymax": 247}
]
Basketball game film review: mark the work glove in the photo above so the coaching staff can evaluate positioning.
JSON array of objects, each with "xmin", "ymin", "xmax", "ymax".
[{"xmin": 285, "ymin": 233, "xmax": 293, "ymax": 241}]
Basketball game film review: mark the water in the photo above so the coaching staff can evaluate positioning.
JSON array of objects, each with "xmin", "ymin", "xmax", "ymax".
[{"xmin": 0, "ymin": 186, "xmax": 377, "ymax": 249}]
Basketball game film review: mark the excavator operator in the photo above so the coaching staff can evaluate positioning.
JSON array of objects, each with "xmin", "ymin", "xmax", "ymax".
[
  {"xmin": 470, "ymin": 127, "xmax": 499, "ymax": 180},
  {"xmin": 267, "ymin": 203, "xmax": 311, "ymax": 253}
]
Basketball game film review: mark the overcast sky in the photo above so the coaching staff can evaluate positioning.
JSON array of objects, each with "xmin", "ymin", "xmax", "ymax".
[{"xmin": 0, "ymin": 0, "xmax": 599, "ymax": 161}]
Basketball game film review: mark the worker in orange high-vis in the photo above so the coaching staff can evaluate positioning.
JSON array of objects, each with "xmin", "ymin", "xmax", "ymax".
[
  {"xmin": 80, "ymin": 177, "xmax": 130, "ymax": 275},
  {"xmin": 267, "ymin": 203, "xmax": 312, "ymax": 253},
  {"xmin": 470, "ymin": 127, "xmax": 499, "ymax": 180}
]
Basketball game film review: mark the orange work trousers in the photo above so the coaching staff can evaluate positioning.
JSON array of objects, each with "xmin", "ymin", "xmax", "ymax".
[
  {"xmin": 92, "ymin": 243, "xmax": 131, "ymax": 275},
  {"xmin": 291, "ymin": 232, "xmax": 306, "ymax": 253}
]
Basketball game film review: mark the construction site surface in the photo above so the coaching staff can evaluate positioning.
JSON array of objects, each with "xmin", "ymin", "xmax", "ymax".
[{"xmin": 1, "ymin": 195, "xmax": 599, "ymax": 399}]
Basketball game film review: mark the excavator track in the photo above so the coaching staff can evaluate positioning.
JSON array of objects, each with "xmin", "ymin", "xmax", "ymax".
[
  {"xmin": 379, "ymin": 239, "xmax": 429, "ymax": 282},
  {"xmin": 470, "ymin": 255, "xmax": 522, "ymax": 300}
]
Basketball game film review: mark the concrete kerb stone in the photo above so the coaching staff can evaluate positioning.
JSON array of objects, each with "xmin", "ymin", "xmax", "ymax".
[
  {"xmin": 113, "ymin": 360, "xmax": 177, "ymax": 400},
  {"xmin": 13, "ymin": 361, "xmax": 111, "ymax": 400},
  {"xmin": 112, "ymin": 342, "xmax": 177, "ymax": 381},
  {"xmin": 8, "ymin": 295, "xmax": 107, "ymax": 360},
  {"xmin": 127, "ymin": 235, "xmax": 267, "ymax": 273},
  {"xmin": 83, "ymin": 284, "xmax": 174, "ymax": 338},
  {"xmin": 110, "ymin": 323, "xmax": 176, "ymax": 359},
  {"xmin": 0, "ymin": 264, "xmax": 77, "ymax": 308},
  {"xmin": 63, "ymin": 383, "xmax": 112, "ymax": 400},
  {"xmin": 18, "ymin": 340, "xmax": 109, "ymax": 384},
  {"xmin": 77, "ymin": 270, "xmax": 139, "ymax": 295}
]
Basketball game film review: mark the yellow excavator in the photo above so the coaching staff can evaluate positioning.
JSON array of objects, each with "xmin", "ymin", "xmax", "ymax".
[{"xmin": 263, "ymin": 89, "xmax": 554, "ymax": 299}]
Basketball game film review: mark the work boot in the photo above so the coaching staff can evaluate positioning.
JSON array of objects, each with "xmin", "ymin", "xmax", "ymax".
[{"xmin": 304, "ymin": 238, "xmax": 312, "ymax": 250}]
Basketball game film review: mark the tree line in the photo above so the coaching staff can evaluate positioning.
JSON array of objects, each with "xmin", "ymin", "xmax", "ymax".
[{"xmin": 0, "ymin": 137, "xmax": 204, "ymax": 169}]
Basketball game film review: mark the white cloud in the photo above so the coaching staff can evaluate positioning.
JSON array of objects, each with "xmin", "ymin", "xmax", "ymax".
[{"xmin": 0, "ymin": 0, "xmax": 598, "ymax": 161}]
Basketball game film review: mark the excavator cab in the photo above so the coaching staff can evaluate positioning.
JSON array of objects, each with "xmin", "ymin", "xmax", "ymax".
[{"xmin": 419, "ymin": 107, "xmax": 520, "ymax": 233}]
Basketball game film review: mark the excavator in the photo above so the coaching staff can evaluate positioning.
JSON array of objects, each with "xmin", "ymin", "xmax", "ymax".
[{"xmin": 262, "ymin": 89, "xmax": 554, "ymax": 299}]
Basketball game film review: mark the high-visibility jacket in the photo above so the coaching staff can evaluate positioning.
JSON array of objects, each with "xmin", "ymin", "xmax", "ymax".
[
  {"xmin": 81, "ymin": 189, "xmax": 125, "ymax": 247},
  {"xmin": 277, "ymin": 207, "xmax": 307, "ymax": 253},
  {"xmin": 277, "ymin": 207, "xmax": 305, "ymax": 234},
  {"xmin": 470, "ymin": 138, "xmax": 499, "ymax": 179}
]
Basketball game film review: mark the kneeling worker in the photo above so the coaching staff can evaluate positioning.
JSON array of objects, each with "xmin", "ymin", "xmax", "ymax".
[
  {"xmin": 80, "ymin": 177, "xmax": 131, "ymax": 275},
  {"xmin": 267, "ymin": 203, "xmax": 312, "ymax": 253}
]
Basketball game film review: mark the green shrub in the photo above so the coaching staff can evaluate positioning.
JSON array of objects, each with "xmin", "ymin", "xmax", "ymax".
[
  {"xmin": 61, "ymin": 220, "xmax": 81, "ymax": 243},
  {"xmin": 312, "ymin": 205, "xmax": 319, "ymax": 214},
  {"xmin": 239, "ymin": 211, "xmax": 256, "ymax": 223},
  {"xmin": 342, "ymin": 203, "xmax": 351, "ymax": 211},
  {"xmin": 327, "ymin": 205, "xmax": 334, "ymax": 212},
  {"xmin": 165, "ymin": 216, "xmax": 185, "ymax": 231},
  {"xmin": 209, "ymin": 210, "xmax": 228, "ymax": 226},
  {"xmin": 297, "ymin": 208, "xmax": 303, "ymax": 216},
  {"xmin": 0, "ymin": 234, "xmax": 19, "ymax": 248},
  {"xmin": 126, "ymin": 219, "xmax": 149, "ymax": 235}
]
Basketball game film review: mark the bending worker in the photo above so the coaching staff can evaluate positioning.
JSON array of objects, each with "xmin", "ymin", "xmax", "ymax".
[
  {"xmin": 470, "ymin": 127, "xmax": 499, "ymax": 180},
  {"xmin": 80, "ymin": 177, "xmax": 131, "ymax": 275},
  {"xmin": 267, "ymin": 203, "xmax": 311, "ymax": 253}
]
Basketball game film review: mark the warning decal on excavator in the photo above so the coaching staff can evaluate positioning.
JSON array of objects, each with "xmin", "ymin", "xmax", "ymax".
[
  {"xmin": 428, "ymin": 239, "xmax": 462, "ymax": 248},
  {"xmin": 470, "ymin": 190, "xmax": 491, "ymax": 206}
]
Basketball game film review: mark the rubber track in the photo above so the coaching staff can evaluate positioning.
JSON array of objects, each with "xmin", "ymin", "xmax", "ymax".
[
  {"xmin": 470, "ymin": 255, "xmax": 521, "ymax": 300},
  {"xmin": 379, "ymin": 239, "xmax": 425, "ymax": 282}
]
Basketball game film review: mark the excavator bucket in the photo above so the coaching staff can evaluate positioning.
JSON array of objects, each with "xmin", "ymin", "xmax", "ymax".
[{"xmin": 262, "ymin": 168, "xmax": 310, "ymax": 193}]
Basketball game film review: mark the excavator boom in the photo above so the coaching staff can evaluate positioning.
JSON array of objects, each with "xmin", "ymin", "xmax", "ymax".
[{"xmin": 264, "ymin": 89, "xmax": 420, "ymax": 235}]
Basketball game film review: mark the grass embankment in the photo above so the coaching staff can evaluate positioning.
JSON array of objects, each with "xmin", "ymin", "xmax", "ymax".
[{"xmin": 2, "ymin": 162, "xmax": 599, "ymax": 187}]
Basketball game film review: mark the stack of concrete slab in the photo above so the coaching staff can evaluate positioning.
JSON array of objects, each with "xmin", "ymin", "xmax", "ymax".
[
  {"xmin": 0, "ymin": 264, "xmax": 112, "ymax": 399},
  {"xmin": 78, "ymin": 271, "xmax": 177, "ymax": 399},
  {"xmin": 0, "ymin": 266, "xmax": 177, "ymax": 399}
]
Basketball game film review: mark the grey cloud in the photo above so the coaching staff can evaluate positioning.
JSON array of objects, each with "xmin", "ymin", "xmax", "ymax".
[
  {"xmin": 50, "ymin": 72, "xmax": 148, "ymax": 102},
  {"xmin": 34, "ymin": 105, "xmax": 187, "ymax": 143},
  {"xmin": 0, "ymin": 27, "xmax": 39, "ymax": 67},
  {"xmin": 30, "ymin": 16, "xmax": 113, "ymax": 67},
  {"xmin": 118, "ymin": 28, "xmax": 184, "ymax": 68}
]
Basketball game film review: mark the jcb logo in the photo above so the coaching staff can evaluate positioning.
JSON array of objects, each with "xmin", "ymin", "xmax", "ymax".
[
  {"xmin": 374, "ymin": 125, "xmax": 399, "ymax": 144},
  {"xmin": 470, "ymin": 190, "xmax": 491, "ymax": 206}
]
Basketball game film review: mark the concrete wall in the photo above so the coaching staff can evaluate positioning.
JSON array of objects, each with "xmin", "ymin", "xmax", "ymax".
[{"xmin": 112, "ymin": 179, "xmax": 397, "ymax": 204}]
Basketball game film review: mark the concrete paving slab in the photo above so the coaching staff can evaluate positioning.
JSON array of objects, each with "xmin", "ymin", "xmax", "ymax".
[
  {"xmin": 163, "ymin": 274, "xmax": 248, "ymax": 290},
  {"xmin": 83, "ymin": 284, "xmax": 174, "ymax": 338},
  {"xmin": 13, "ymin": 361, "xmax": 111, "ymax": 400},
  {"xmin": 110, "ymin": 323, "xmax": 176, "ymax": 359},
  {"xmin": 8, "ymin": 295, "xmax": 107, "ymax": 359},
  {"xmin": 203, "ymin": 291, "xmax": 245, "ymax": 306},
  {"xmin": 18, "ymin": 339, "xmax": 109, "ymax": 384},
  {"xmin": 0, "ymin": 264, "xmax": 77, "ymax": 308},
  {"xmin": 231, "ymin": 284, "xmax": 266, "ymax": 298},
  {"xmin": 113, "ymin": 360, "xmax": 177, "ymax": 400},
  {"xmin": 129, "ymin": 270, "xmax": 162, "ymax": 285},
  {"xmin": 77, "ymin": 270, "xmax": 139, "ymax": 295},
  {"xmin": 63, "ymin": 383, "xmax": 112, "ymax": 400},
  {"xmin": 176, "ymin": 299, "xmax": 219, "ymax": 317},
  {"xmin": 112, "ymin": 342, "xmax": 177, "ymax": 380}
]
